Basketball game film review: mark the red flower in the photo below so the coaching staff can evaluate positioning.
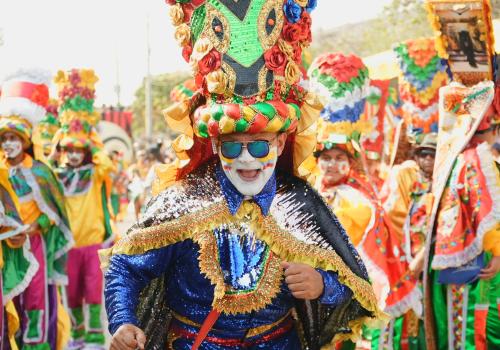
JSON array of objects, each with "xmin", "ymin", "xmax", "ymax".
[
  {"xmin": 198, "ymin": 49, "xmax": 221, "ymax": 75},
  {"xmin": 264, "ymin": 45, "xmax": 287, "ymax": 75},
  {"xmin": 298, "ymin": 12, "xmax": 312, "ymax": 42},
  {"xmin": 181, "ymin": 3, "xmax": 195, "ymax": 22},
  {"xmin": 282, "ymin": 23, "xmax": 302, "ymax": 43},
  {"xmin": 182, "ymin": 44, "xmax": 193, "ymax": 63},
  {"xmin": 316, "ymin": 53, "xmax": 366, "ymax": 83}
]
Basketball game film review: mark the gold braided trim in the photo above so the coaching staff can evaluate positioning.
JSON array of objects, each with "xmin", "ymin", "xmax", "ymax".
[
  {"xmin": 170, "ymin": 310, "xmax": 292, "ymax": 338},
  {"xmin": 103, "ymin": 200, "xmax": 384, "ymax": 329}
]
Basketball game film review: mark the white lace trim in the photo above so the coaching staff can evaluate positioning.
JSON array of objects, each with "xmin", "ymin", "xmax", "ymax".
[
  {"xmin": 384, "ymin": 283, "xmax": 423, "ymax": 318},
  {"xmin": 432, "ymin": 142, "xmax": 500, "ymax": 269},
  {"xmin": 20, "ymin": 167, "xmax": 74, "ymax": 259},
  {"xmin": 3, "ymin": 238, "xmax": 40, "ymax": 303}
]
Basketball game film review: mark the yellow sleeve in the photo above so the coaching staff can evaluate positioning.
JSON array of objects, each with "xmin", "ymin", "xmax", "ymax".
[
  {"xmin": 92, "ymin": 151, "xmax": 114, "ymax": 181},
  {"xmin": 483, "ymin": 225, "xmax": 500, "ymax": 256},
  {"xmin": 335, "ymin": 198, "xmax": 372, "ymax": 246}
]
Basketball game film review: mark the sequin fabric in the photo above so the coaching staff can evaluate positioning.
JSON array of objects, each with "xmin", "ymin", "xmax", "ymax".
[{"xmin": 104, "ymin": 161, "xmax": 376, "ymax": 349}]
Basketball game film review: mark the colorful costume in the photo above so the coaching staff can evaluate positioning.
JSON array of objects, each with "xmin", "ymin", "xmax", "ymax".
[
  {"xmin": 0, "ymin": 69, "xmax": 73, "ymax": 350},
  {"xmin": 0, "ymin": 169, "xmax": 38, "ymax": 350},
  {"xmin": 52, "ymin": 69, "xmax": 113, "ymax": 350},
  {"xmin": 103, "ymin": 1, "xmax": 383, "ymax": 349},
  {"xmin": 372, "ymin": 37, "xmax": 449, "ymax": 350},
  {"xmin": 308, "ymin": 52, "xmax": 421, "ymax": 349},
  {"xmin": 423, "ymin": 2, "xmax": 500, "ymax": 348}
]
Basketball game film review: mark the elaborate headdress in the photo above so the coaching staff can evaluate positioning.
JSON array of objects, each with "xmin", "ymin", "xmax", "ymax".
[
  {"xmin": 159, "ymin": 0, "xmax": 323, "ymax": 188},
  {"xmin": 393, "ymin": 38, "xmax": 449, "ymax": 144},
  {"xmin": 52, "ymin": 69, "xmax": 102, "ymax": 150},
  {"xmin": 426, "ymin": 0, "xmax": 499, "ymax": 196},
  {"xmin": 307, "ymin": 52, "xmax": 373, "ymax": 156},
  {"xmin": 0, "ymin": 69, "xmax": 51, "ymax": 146},
  {"xmin": 33, "ymin": 98, "xmax": 60, "ymax": 158}
]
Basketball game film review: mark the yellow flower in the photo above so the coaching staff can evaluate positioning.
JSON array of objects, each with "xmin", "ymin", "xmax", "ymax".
[
  {"xmin": 285, "ymin": 61, "xmax": 301, "ymax": 85},
  {"xmin": 54, "ymin": 70, "xmax": 68, "ymax": 86},
  {"xmin": 295, "ymin": 0, "xmax": 308, "ymax": 6},
  {"xmin": 79, "ymin": 69, "xmax": 99, "ymax": 89},
  {"xmin": 174, "ymin": 24, "xmax": 191, "ymax": 47},
  {"xmin": 169, "ymin": 4, "xmax": 184, "ymax": 26},
  {"xmin": 278, "ymin": 39, "xmax": 294, "ymax": 59},
  {"xmin": 206, "ymin": 70, "xmax": 228, "ymax": 95},
  {"xmin": 191, "ymin": 37, "xmax": 213, "ymax": 61}
]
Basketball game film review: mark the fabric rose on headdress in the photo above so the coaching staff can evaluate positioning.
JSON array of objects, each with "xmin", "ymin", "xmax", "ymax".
[
  {"xmin": 264, "ymin": 46, "xmax": 288, "ymax": 75},
  {"xmin": 284, "ymin": 0, "xmax": 303, "ymax": 24}
]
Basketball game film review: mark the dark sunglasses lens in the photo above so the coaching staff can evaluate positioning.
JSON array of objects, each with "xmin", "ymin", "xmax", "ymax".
[
  {"xmin": 417, "ymin": 150, "xmax": 435, "ymax": 158},
  {"xmin": 221, "ymin": 142, "xmax": 243, "ymax": 159},
  {"xmin": 247, "ymin": 141, "xmax": 270, "ymax": 158}
]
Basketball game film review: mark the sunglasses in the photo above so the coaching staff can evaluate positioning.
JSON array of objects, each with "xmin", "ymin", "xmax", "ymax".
[
  {"xmin": 416, "ymin": 149, "xmax": 436, "ymax": 158},
  {"xmin": 220, "ymin": 139, "xmax": 274, "ymax": 159}
]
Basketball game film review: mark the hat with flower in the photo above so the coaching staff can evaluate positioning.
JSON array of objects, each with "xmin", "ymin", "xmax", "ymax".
[
  {"xmin": 32, "ymin": 98, "xmax": 61, "ymax": 159},
  {"xmin": 307, "ymin": 52, "xmax": 373, "ymax": 157},
  {"xmin": 393, "ymin": 38, "xmax": 450, "ymax": 144},
  {"xmin": 52, "ymin": 69, "xmax": 103, "ymax": 151},
  {"xmin": 0, "ymin": 68, "xmax": 51, "ymax": 147},
  {"xmin": 160, "ymin": 0, "xmax": 323, "ymax": 186}
]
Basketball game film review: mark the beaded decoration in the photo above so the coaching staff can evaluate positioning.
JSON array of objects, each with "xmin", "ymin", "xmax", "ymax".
[{"xmin": 53, "ymin": 69, "xmax": 102, "ymax": 150}]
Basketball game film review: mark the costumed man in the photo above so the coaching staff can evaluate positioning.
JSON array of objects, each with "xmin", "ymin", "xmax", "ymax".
[
  {"xmin": 33, "ymin": 99, "xmax": 60, "ymax": 163},
  {"xmin": 424, "ymin": 1, "xmax": 500, "ymax": 348},
  {"xmin": 103, "ymin": 1, "xmax": 384, "ymax": 349},
  {"xmin": 0, "ymin": 167, "xmax": 38, "ymax": 350},
  {"xmin": 0, "ymin": 69, "xmax": 73, "ymax": 350},
  {"xmin": 307, "ymin": 53, "xmax": 418, "ymax": 350},
  {"xmin": 51, "ymin": 69, "xmax": 114, "ymax": 350},
  {"xmin": 376, "ymin": 37, "xmax": 449, "ymax": 350}
]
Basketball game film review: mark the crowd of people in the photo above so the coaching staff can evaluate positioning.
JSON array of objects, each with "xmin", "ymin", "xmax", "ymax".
[{"xmin": 0, "ymin": 0, "xmax": 499, "ymax": 350}]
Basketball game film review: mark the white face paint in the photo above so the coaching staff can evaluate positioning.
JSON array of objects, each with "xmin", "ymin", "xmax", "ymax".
[
  {"xmin": 1, "ymin": 140, "xmax": 23, "ymax": 159},
  {"xmin": 67, "ymin": 151, "xmax": 85, "ymax": 167},
  {"xmin": 318, "ymin": 149, "xmax": 351, "ymax": 185},
  {"xmin": 219, "ymin": 143, "xmax": 278, "ymax": 197}
]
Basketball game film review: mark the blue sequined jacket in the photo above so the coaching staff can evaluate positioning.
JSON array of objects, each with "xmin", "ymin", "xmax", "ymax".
[{"xmin": 102, "ymin": 162, "xmax": 379, "ymax": 349}]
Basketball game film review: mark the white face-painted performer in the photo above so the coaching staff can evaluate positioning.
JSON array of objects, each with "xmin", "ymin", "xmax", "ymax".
[{"xmin": 215, "ymin": 132, "xmax": 285, "ymax": 197}]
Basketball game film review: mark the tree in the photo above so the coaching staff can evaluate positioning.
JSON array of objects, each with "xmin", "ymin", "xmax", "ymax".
[
  {"xmin": 311, "ymin": 0, "xmax": 433, "ymax": 58},
  {"xmin": 131, "ymin": 71, "xmax": 190, "ymax": 139}
]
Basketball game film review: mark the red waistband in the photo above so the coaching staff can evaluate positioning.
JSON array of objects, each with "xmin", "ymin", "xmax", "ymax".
[{"xmin": 168, "ymin": 316, "xmax": 294, "ymax": 347}]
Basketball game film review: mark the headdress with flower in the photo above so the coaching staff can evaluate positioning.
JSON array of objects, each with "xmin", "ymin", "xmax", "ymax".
[
  {"xmin": 0, "ymin": 69, "xmax": 51, "ymax": 147},
  {"xmin": 159, "ymin": 0, "xmax": 323, "ymax": 188},
  {"xmin": 393, "ymin": 38, "xmax": 450, "ymax": 144},
  {"xmin": 307, "ymin": 52, "xmax": 373, "ymax": 157},
  {"xmin": 52, "ymin": 69, "xmax": 103, "ymax": 151},
  {"xmin": 33, "ymin": 98, "xmax": 61, "ymax": 158}
]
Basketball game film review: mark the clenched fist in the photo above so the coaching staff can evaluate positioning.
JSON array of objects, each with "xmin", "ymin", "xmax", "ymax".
[
  {"xmin": 282, "ymin": 261, "xmax": 324, "ymax": 300},
  {"xmin": 111, "ymin": 324, "xmax": 146, "ymax": 350}
]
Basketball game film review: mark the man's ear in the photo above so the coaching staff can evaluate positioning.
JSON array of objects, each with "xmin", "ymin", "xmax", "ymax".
[{"xmin": 276, "ymin": 133, "xmax": 287, "ymax": 156}]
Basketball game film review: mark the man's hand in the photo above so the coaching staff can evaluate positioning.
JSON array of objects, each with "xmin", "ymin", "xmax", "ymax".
[
  {"xmin": 24, "ymin": 222, "xmax": 40, "ymax": 236},
  {"xmin": 111, "ymin": 324, "xmax": 146, "ymax": 350},
  {"xmin": 8, "ymin": 233, "xmax": 27, "ymax": 246},
  {"xmin": 479, "ymin": 256, "xmax": 500, "ymax": 280},
  {"xmin": 282, "ymin": 262, "xmax": 324, "ymax": 300}
]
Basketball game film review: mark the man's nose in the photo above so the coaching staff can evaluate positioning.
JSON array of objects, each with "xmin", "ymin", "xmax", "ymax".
[{"xmin": 238, "ymin": 147, "xmax": 254, "ymax": 162}]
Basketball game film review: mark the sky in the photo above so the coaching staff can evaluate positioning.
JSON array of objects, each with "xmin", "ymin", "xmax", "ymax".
[{"xmin": 0, "ymin": 0, "xmax": 393, "ymax": 106}]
